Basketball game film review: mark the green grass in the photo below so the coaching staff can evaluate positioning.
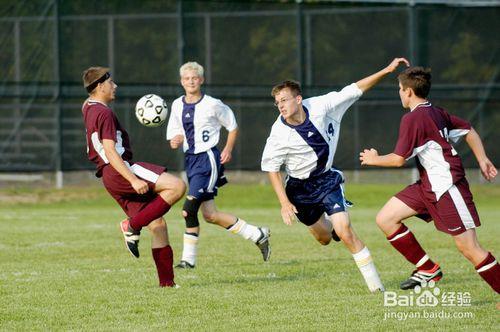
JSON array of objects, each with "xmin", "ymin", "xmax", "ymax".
[{"xmin": 0, "ymin": 183, "xmax": 498, "ymax": 331}]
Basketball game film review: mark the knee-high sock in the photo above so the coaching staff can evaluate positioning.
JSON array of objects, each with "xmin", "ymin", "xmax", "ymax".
[
  {"xmin": 475, "ymin": 252, "xmax": 500, "ymax": 293},
  {"xmin": 181, "ymin": 233, "xmax": 199, "ymax": 266},
  {"xmin": 352, "ymin": 246, "xmax": 385, "ymax": 292},
  {"xmin": 152, "ymin": 245, "xmax": 175, "ymax": 287},
  {"xmin": 130, "ymin": 196, "xmax": 171, "ymax": 231},
  {"xmin": 227, "ymin": 218, "xmax": 261, "ymax": 242},
  {"xmin": 387, "ymin": 224, "xmax": 435, "ymax": 271}
]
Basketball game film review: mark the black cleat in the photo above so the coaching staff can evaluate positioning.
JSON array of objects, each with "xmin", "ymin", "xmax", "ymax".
[
  {"xmin": 400, "ymin": 264, "xmax": 443, "ymax": 290},
  {"xmin": 256, "ymin": 227, "xmax": 271, "ymax": 261},
  {"xmin": 120, "ymin": 219, "xmax": 140, "ymax": 258},
  {"xmin": 175, "ymin": 260, "xmax": 195, "ymax": 269}
]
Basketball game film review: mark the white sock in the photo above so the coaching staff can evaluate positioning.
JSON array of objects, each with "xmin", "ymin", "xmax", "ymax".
[
  {"xmin": 352, "ymin": 246, "xmax": 385, "ymax": 292},
  {"xmin": 181, "ymin": 233, "xmax": 199, "ymax": 266},
  {"xmin": 227, "ymin": 219, "xmax": 261, "ymax": 243}
]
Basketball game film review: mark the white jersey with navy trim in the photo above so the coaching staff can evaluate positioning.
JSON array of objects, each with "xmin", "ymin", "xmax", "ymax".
[
  {"xmin": 166, "ymin": 94, "xmax": 238, "ymax": 154},
  {"xmin": 261, "ymin": 83, "xmax": 362, "ymax": 179}
]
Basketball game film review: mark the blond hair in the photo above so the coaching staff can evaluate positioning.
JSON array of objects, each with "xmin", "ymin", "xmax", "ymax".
[{"xmin": 179, "ymin": 61, "xmax": 204, "ymax": 78}]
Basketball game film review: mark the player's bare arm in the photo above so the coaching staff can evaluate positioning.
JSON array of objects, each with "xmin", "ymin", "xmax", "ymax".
[
  {"xmin": 355, "ymin": 57, "xmax": 410, "ymax": 93},
  {"xmin": 221, "ymin": 128, "xmax": 238, "ymax": 164},
  {"xmin": 465, "ymin": 127, "xmax": 498, "ymax": 181},
  {"xmin": 359, "ymin": 148, "xmax": 405, "ymax": 167},
  {"xmin": 268, "ymin": 171, "xmax": 298, "ymax": 225},
  {"xmin": 102, "ymin": 139, "xmax": 148, "ymax": 194},
  {"xmin": 169, "ymin": 134, "xmax": 184, "ymax": 149}
]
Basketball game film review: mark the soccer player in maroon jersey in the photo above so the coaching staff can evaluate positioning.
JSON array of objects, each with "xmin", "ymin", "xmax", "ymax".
[
  {"xmin": 81, "ymin": 67, "xmax": 186, "ymax": 287},
  {"xmin": 359, "ymin": 67, "xmax": 499, "ymax": 293}
]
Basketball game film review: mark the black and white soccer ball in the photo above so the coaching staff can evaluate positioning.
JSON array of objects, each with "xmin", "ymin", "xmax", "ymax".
[{"xmin": 135, "ymin": 94, "xmax": 168, "ymax": 127}]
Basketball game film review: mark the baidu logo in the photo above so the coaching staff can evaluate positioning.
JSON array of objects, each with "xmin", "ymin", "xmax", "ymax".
[
  {"xmin": 384, "ymin": 281, "xmax": 440, "ymax": 307},
  {"xmin": 384, "ymin": 281, "xmax": 472, "ymax": 307}
]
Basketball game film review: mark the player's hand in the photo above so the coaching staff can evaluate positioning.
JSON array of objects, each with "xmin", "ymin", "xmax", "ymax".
[
  {"xmin": 386, "ymin": 57, "xmax": 410, "ymax": 73},
  {"xmin": 170, "ymin": 135, "xmax": 184, "ymax": 149},
  {"xmin": 359, "ymin": 148, "xmax": 379, "ymax": 166},
  {"xmin": 220, "ymin": 149, "xmax": 232, "ymax": 164},
  {"xmin": 479, "ymin": 158, "xmax": 497, "ymax": 182},
  {"xmin": 280, "ymin": 202, "xmax": 298, "ymax": 226},
  {"xmin": 131, "ymin": 178, "xmax": 149, "ymax": 194}
]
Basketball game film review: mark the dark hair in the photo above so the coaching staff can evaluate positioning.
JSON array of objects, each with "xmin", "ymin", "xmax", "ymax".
[
  {"xmin": 397, "ymin": 66, "xmax": 432, "ymax": 98},
  {"xmin": 271, "ymin": 80, "xmax": 302, "ymax": 97}
]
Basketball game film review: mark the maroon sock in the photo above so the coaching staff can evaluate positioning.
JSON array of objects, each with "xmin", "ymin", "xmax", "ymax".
[
  {"xmin": 387, "ymin": 224, "xmax": 435, "ymax": 270},
  {"xmin": 129, "ymin": 196, "xmax": 171, "ymax": 231},
  {"xmin": 152, "ymin": 245, "xmax": 175, "ymax": 287},
  {"xmin": 475, "ymin": 252, "xmax": 500, "ymax": 293}
]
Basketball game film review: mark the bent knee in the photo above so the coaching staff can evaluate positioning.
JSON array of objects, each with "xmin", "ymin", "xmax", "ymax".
[
  {"xmin": 202, "ymin": 212, "xmax": 217, "ymax": 223},
  {"xmin": 375, "ymin": 210, "xmax": 395, "ymax": 228},
  {"xmin": 175, "ymin": 179, "xmax": 187, "ymax": 197},
  {"xmin": 149, "ymin": 219, "xmax": 167, "ymax": 234}
]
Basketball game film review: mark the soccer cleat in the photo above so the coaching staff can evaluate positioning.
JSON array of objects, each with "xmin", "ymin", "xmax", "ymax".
[
  {"xmin": 256, "ymin": 227, "xmax": 271, "ymax": 261},
  {"xmin": 120, "ymin": 219, "xmax": 140, "ymax": 258},
  {"xmin": 400, "ymin": 264, "xmax": 443, "ymax": 290},
  {"xmin": 175, "ymin": 260, "xmax": 195, "ymax": 269}
]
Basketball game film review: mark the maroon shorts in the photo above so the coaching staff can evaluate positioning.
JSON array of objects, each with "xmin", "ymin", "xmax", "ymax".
[
  {"xmin": 101, "ymin": 161, "xmax": 167, "ymax": 218},
  {"xmin": 395, "ymin": 178, "xmax": 480, "ymax": 236}
]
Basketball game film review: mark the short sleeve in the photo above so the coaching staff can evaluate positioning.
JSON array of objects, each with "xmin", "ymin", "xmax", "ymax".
[
  {"xmin": 166, "ymin": 101, "xmax": 184, "ymax": 140},
  {"xmin": 448, "ymin": 114, "xmax": 471, "ymax": 143},
  {"xmin": 261, "ymin": 130, "xmax": 287, "ymax": 172},
  {"xmin": 215, "ymin": 100, "xmax": 238, "ymax": 132},
  {"xmin": 393, "ymin": 114, "xmax": 420, "ymax": 160},
  {"xmin": 324, "ymin": 83, "xmax": 363, "ymax": 122}
]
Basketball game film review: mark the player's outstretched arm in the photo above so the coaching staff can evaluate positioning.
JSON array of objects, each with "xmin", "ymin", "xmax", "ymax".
[
  {"xmin": 221, "ymin": 128, "xmax": 238, "ymax": 164},
  {"xmin": 359, "ymin": 148, "xmax": 406, "ymax": 167},
  {"xmin": 268, "ymin": 171, "xmax": 298, "ymax": 226},
  {"xmin": 465, "ymin": 128, "xmax": 498, "ymax": 181},
  {"xmin": 103, "ymin": 139, "xmax": 148, "ymax": 194},
  {"xmin": 355, "ymin": 58, "xmax": 410, "ymax": 93},
  {"xmin": 169, "ymin": 134, "xmax": 184, "ymax": 149}
]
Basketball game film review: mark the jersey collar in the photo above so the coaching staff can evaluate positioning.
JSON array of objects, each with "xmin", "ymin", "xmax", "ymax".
[
  {"xmin": 280, "ymin": 106, "xmax": 310, "ymax": 128},
  {"xmin": 410, "ymin": 101, "xmax": 431, "ymax": 112},
  {"xmin": 182, "ymin": 93, "xmax": 205, "ymax": 105}
]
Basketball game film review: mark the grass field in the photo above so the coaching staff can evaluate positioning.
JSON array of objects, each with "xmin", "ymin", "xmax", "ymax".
[{"xmin": 0, "ymin": 183, "xmax": 498, "ymax": 331}]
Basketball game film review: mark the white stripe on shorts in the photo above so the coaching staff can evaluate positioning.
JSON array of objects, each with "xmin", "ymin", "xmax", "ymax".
[
  {"xmin": 206, "ymin": 149, "xmax": 217, "ymax": 193},
  {"xmin": 448, "ymin": 185, "xmax": 475, "ymax": 230},
  {"xmin": 130, "ymin": 163, "xmax": 160, "ymax": 183}
]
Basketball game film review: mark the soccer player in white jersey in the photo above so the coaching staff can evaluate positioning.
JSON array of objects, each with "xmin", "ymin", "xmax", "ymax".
[
  {"xmin": 166, "ymin": 61, "xmax": 271, "ymax": 268},
  {"xmin": 261, "ymin": 58, "xmax": 410, "ymax": 292}
]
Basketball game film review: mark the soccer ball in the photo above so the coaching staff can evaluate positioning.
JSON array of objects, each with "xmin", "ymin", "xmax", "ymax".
[{"xmin": 135, "ymin": 94, "xmax": 168, "ymax": 127}]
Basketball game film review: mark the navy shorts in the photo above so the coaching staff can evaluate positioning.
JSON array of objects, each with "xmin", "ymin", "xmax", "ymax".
[
  {"xmin": 285, "ymin": 170, "xmax": 349, "ymax": 226},
  {"xmin": 185, "ymin": 147, "xmax": 228, "ymax": 202}
]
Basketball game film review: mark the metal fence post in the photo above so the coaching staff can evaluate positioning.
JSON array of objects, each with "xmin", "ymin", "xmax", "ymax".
[{"xmin": 53, "ymin": 0, "xmax": 63, "ymax": 188}]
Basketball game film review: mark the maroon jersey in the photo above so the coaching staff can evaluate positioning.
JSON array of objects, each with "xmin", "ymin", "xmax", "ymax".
[
  {"xmin": 393, "ymin": 102, "xmax": 471, "ymax": 202},
  {"xmin": 82, "ymin": 99, "xmax": 133, "ymax": 177}
]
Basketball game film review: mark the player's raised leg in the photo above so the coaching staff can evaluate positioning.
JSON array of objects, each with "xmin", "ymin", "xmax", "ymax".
[
  {"xmin": 376, "ymin": 196, "xmax": 442, "ymax": 290},
  {"xmin": 330, "ymin": 212, "xmax": 384, "ymax": 292},
  {"xmin": 148, "ymin": 217, "xmax": 176, "ymax": 287},
  {"xmin": 453, "ymin": 229, "xmax": 500, "ymax": 293},
  {"xmin": 201, "ymin": 200, "xmax": 271, "ymax": 262},
  {"xmin": 121, "ymin": 170, "xmax": 185, "ymax": 258}
]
